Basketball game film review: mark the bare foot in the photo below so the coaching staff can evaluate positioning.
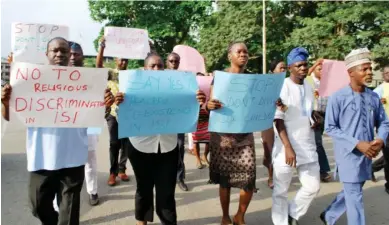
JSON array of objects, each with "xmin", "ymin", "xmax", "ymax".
[
  {"xmin": 221, "ymin": 216, "xmax": 232, "ymax": 225},
  {"xmin": 136, "ymin": 221, "xmax": 147, "ymax": 225},
  {"xmin": 233, "ymin": 215, "xmax": 246, "ymax": 225}
]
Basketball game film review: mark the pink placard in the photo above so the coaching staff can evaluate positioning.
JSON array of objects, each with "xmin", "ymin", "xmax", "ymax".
[
  {"xmin": 319, "ymin": 59, "xmax": 350, "ymax": 97},
  {"xmin": 196, "ymin": 76, "xmax": 213, "ymax": 101},
  {"xmin": 173, "ymin": 45, "xmax": 206, "ymax": 74}
]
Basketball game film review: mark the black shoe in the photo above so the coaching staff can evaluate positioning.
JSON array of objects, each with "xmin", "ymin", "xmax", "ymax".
[
  {"xmin": 385, "ymin": 188, "xmax": 389, "ymax": 195},
  {"xmin": 177, "ymin": 180, "xmax": 188, "ymax": 191},
  {"xmin": 320, "ymin": 212, "xmax": 329, "ymax": 225},
  {"xmin": 89, "ymin": 194, "xmax": 99, "ymax": 206},
  {"xmin": 288, "ymin": 216, "xmax": 299, "ymax": 225}
]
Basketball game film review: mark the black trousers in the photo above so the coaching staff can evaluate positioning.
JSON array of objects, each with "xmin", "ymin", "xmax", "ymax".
[
  {"xmin": 106, "ymin": 115, "xmax": 128, "ymax": 175},
  {"xmin": 372, "ymin": 142, "xmax": 389, "ymax": 189},
  {"xmin": 177, "ymin": 133, "xmax": 186, "ymax": 181},
  {"xmin": 126, "ymin": 140, "xmax": 178, "ymax": 225},
  {"xmin": 29, "ymin": 165, "xmax": 85, "ymax": 225}
]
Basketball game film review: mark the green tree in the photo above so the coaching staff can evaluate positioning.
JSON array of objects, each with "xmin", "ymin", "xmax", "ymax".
[
  {"xmin": 88, "ymin": 0, "xmax": 213, "ymax": 69},
  {"xmin": 198, "ymin": 1, "xmax": 318, "ymax": 72},
  {"xmin": 285, "ymin": 1, "xmax": 389, "ymax": 69}
]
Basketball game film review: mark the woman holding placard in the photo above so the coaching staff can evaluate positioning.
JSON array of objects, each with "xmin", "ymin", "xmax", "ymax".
[
  {"xmin": 206, "ymin": 42, "xmax": 256, "ymax": 225},
  {"xmin": 115, "ymin": 53, "xmax": 206, "ymax": 225}
]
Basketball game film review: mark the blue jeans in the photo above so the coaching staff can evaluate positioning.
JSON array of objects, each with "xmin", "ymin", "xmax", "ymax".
[{"xmin": 314, "ymin": 125, "xmax": 331, "ymax": 174}]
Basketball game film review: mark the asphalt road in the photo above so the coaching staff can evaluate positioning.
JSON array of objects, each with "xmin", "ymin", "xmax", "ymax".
[{"xmin": 1, "ymin": 119, "xmax": 388, "ymax": 225}]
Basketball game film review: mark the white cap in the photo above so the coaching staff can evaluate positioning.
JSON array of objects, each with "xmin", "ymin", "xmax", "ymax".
[{"xmin": 344, "ymin": 48, "xmax": 371, "ymax": 70}]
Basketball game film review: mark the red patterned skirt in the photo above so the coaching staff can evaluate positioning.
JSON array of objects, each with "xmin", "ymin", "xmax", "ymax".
[{"xmin": 192, "ymin": 109, "xmax": 210, "ymax": 143}]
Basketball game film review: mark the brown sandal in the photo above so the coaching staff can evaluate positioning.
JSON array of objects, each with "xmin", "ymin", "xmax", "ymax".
[{"xmin": 196, "ymin": 162, "xmax": 204, "ymax": 169}]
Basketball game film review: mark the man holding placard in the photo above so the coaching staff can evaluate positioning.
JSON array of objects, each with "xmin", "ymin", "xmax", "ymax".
[
  {"xmin": 272, "ymin": 47, "xmax": 320, "ymax": 225},
  {"xmin": 96, "ymin": 36, "xmax": 131, "ymax": 186},
  {"xmin": 372, "ymin": 64, "xmax": 389, "ymax": 194},
  {"xmin": 2, "ymin": 37, "xmax": 114, "ymax": 225}
]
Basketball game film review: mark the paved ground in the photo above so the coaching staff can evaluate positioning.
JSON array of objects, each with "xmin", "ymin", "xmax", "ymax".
[{"xmin": 1, "ymin": 119, "xmax": 388, "ymax": 225}]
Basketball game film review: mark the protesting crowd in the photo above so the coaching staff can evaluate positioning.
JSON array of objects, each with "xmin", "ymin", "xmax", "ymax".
[{"xmin": 1, "ymin": 21, "xmax": 389, "ymax": 225}]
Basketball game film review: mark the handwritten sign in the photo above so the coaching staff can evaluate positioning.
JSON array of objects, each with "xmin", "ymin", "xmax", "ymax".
[
  {"xmin": 9, "ymin": 62, "xmax": 108, "ymax": 127},
  {"xmin": 11, "ymin": 22, "xmax": 69, "ymax": 64},
  {"xmin": 104, "ymin": 27, "xmax": 150, "ymax": 59},
  {"xmin": 319, "ymin": 60, "xmax": 350, "ymax": 97},
  {"xmin": 173, "ymin": 45, "xmax": 206, "ymax": 74},
  {"xmin": 118, "ymin": 70, "xmax": 199, "ymax": 137},
  {"xmin": 209, "ymin": 71, "xmax": 286, "ymax": 133},
  {"xmin": 196, "ymin": 76, "xmax": 213, "ymax": 101}
]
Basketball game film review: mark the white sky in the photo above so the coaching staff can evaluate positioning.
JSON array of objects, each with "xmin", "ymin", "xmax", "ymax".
[{"xmin": 1, "ymin": 0, "xmax": 102, "ymax": 57}]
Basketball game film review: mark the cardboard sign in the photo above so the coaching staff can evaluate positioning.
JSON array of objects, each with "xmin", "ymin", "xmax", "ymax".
[
  {"xmin": 196, "ymin": 76, "xmax": 213, "ymax": 101},
  {"xmin": 118, "ymin": 70, "xmax": 199, "ymax": 137},
  {"xmin": 9, "ymin": 62, "xmax": 108, "ymax": 127},
  {"xmin": 319, "ymin": 60, "xmax": 350, "ymax": 97},
  {"xmin": 173, "ymin": 45, "xmax": 206, "ymax": 74},
  {"xmin": 104, "ymin": 27, "xmax": 150, "ymax": 59},
  {"xmin": 209, "ymin": 71, "xmax": 286, "ymax": 133},
  {"xmin": 11, "ymin": 22, "xmax": 69, "ymax": 64}
]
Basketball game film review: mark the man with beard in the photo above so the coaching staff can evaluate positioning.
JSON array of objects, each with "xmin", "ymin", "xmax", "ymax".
[{"xmin": 320, "ymin": 48, "xmax": 389, "ymax": 225}]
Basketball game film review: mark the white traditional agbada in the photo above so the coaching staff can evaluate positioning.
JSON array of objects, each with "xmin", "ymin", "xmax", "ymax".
[{"xmin": 272, "ymin": 77, "xmax": 320, "ymax": 225}]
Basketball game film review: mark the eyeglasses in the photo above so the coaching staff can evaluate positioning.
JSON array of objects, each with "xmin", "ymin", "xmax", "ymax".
[{"xmin": 169, "ymin": 60, "xmax": 179, "ymax": 63}]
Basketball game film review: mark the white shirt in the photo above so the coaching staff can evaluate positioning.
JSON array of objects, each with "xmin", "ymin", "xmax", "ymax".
[
  {"xmin": 27, "ymin": 128, "xmax": 88, "ymax": 171},
  {"xmin": 273, "ymin": 78, "xmax": 318, "ymax": 166},
  {"xmin": 129, "ymin": 134, "xmax": 178, "ymax": 154}
]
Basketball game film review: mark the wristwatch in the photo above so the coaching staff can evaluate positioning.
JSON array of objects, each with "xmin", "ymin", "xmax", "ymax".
[{"xmin": 99, "ymin": 42, "xmax": 106, "ymax": 48}]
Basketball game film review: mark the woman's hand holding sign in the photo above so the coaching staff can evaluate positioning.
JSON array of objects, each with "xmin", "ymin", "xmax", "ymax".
[
  {"xmin": 206, "ymin": 99, "xmax": 222, "ymax": 111},
  {"xmin": 196, "ymin": 90, "xmax": 206, "ymax": 106}
]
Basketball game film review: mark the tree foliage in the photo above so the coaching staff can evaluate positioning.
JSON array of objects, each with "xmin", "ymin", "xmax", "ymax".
[
  {"xmin": 285, "ymin": 1, "xmax": 389, "ymax": 68},
  {"xmin": 88, "ymin": 1, "xmax": 389, "ymax": 71},
  {"xmin": 198, "ymin": 1, "xmax": 318, "ymax": 72},
  {"xmin": 88, "ymin": 0, "xmax": 212, "ymax": 69}
]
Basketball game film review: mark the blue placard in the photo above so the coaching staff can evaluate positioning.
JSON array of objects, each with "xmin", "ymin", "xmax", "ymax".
[
  {"xmin": 118, "ymin": 70, "xmax": 200, "ymax": 138},
  {"xmin": 209, "ymin": 71, "xmax": 286, "ymax": 133}
]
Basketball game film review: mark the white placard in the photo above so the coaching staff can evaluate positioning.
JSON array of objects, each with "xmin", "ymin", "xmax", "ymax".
[
  {"xmin": 9, "ymin": 62, "xmax": 109, "ymax": 127},
  {"xmin": 11, "ymin": 22, "xmax": 69, "ymax": 64},
  {"xmin": 104, "ymin": 27, "xmax": 150, "ymax": 59}
]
